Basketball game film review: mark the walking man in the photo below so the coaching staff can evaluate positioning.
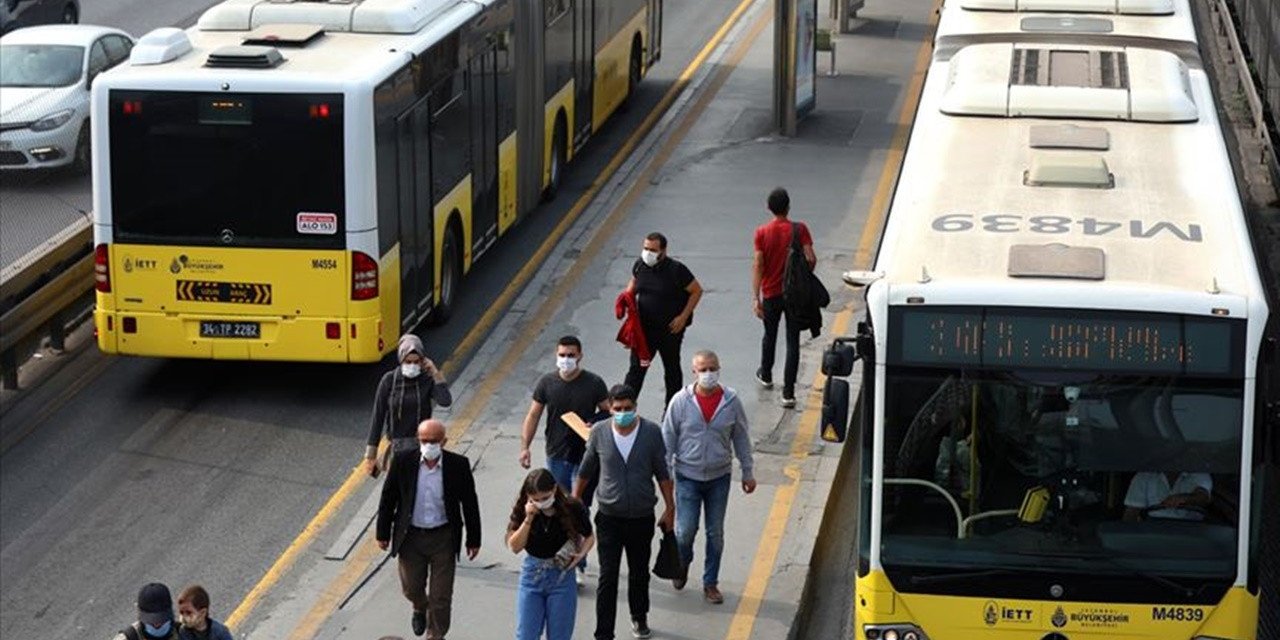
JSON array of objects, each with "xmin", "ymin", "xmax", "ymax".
[
  {"xmin": 752, "ymin": 188, "xmax": 816, "ymax": 408},
  {"xmin": 623, "ymin": 232, "xmax": 703, "ymax": 406},
  {"xmin": 574, "ymin": 384, "xmax": 676, "ymax": 639},
  {"xmin": 377, "ymin": 419, "xmax": 481, "ymax": 639},
  {"xmin": 113, "ymin": 583, "xmax": 180, "ymax": 640},
  {"xmin": 661, "ymin": 350, "xmax": 756, "ymax": 604}
]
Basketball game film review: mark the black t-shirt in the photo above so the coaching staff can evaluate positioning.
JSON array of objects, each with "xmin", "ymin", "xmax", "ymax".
[
  {"xmin": 532, "ymin": 370, "xmax": 608, "ymax": 463},
  {"xmin": 510, "ymin": 498, "xmax": 593, "ymax": 559},
  {"xmin": 631, "ymin": 257, "xmax": 695, "ymax": 330}
]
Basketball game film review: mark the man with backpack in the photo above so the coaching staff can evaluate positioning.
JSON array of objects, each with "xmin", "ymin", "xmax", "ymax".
[
  {"xmin": 113, "ymin": 583, "xmax": 181, "ymax": 640},
  {"xmin": 752, "ymin": 188, "xmax": 818, "ymax": 408}
]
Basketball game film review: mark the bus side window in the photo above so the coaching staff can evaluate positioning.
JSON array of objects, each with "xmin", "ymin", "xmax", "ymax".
[{"xmin": 429, "ymin": 71, "xmax": 471, "ymax": 203}]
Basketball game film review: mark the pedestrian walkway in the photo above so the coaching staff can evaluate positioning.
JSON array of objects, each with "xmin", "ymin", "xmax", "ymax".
[{"xmin": 246, "ymin": 0, "xmax": 938, "ymax": 637}]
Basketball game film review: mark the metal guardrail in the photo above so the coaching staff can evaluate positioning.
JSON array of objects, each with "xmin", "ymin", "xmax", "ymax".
[
  {"xmin": 1223, "ymin": 0, "xmax": 1280, "ymax": 183},
  {"xmin": 0, "ymin": 217, "xmax": 94, "ymax": 390}
]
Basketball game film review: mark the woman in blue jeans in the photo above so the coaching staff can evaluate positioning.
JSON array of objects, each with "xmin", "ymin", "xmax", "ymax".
[{"xmin": 507, "ymin": 468, "xmax": 595, "ymax": 640}]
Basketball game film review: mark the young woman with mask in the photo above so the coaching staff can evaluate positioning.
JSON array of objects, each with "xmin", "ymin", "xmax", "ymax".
[
  {"xmin": 363, "ymin": 334, "xmax": 453, "ymax": 476},
  {"xmin": 507, "ymin": 468, "xmax": 594, "ymax": 640},
  {"xmin": 176, "ymin": 585, "xmax": 233, "ymax": 640}
]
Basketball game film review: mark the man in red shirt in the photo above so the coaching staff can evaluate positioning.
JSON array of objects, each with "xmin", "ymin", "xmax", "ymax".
[{"xmin": 751, "ymin": 188, "xmax": 816, "ymax": 408}]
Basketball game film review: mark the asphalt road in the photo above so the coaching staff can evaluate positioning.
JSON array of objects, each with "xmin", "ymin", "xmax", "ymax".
[{"xmin": 0, "ymin": 0, "xmax": 749, "ymax": 637}]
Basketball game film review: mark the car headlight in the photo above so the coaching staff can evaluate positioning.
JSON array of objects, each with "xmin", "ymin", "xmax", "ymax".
[{"xmin": 30, "ymin": 109, "xmax": 76, "ymax": 132}]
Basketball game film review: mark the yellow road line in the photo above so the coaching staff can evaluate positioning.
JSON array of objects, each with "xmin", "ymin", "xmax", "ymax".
[
  {"xmin": 286, "ymin": 536, "xmax": 382, "ymax": 640},
  {"xmin": 725, "ymin": 3, "xmax": 941, "ymax": 638},
  {"xmin": 231, "ymin": 0, "xmax": 766, "ymax": 632}
]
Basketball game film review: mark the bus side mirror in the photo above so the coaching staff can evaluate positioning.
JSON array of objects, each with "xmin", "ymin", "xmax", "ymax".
[
  {"xmin": 822, "ymin": 325, "xmax": 872, "ymax": 377},
  {"xmin": 821, "ymin": 377, "xmax": 850, "ymax": 443}
]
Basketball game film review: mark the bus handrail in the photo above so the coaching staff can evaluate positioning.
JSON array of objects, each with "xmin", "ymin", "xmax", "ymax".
[
  {"xmin": 883, "ymin": 478, "xmax": 964, "ymax": 539},
  {"xmin": 961, "ymin": 509, "xmax": 1020, "ymax": 537}
]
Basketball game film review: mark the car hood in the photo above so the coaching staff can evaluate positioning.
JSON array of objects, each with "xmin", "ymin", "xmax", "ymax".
[{"xmin": 0, "ymin": 85, "xmax": 82, "ymax": 125}]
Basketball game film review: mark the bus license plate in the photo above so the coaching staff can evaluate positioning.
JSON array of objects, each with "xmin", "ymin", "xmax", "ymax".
[{"xmin": 200, "ymin": 321, "xmax": 260, "ymax": 339}]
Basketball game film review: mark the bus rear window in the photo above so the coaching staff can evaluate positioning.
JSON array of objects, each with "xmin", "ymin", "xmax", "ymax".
[{"xmin": 108, "ymin": 91, "xmax": 345, "ymax": 249}]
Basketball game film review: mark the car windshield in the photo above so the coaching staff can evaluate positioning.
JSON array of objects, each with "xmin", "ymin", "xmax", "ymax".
[
  {"xmin": 877, "ymin": 307, "xmax": 1246, "ymax": 601},
  {"xmin": 0, "ymin": 45, "xmax": 83, "ymax": 87}
]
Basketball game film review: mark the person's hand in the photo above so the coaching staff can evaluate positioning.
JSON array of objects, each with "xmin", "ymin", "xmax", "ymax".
[
  {"xmin": 377, "ymin": 539, "xmax": 389, "ymax": 551},
  {"xmin": 423, "ymin": 358, "xmax": 440, "ymax": 378},
  {"xmin": 752, "ymin": 298, "xmax": 763, "ymax": 319},
  {"xmin": 525, "ymin": 499, "xmax": 540, "ymax": 520},
  {"xmin": 518, "ymin": 448, "xmax": 531, "ymax": 469},
  {"xmin": 658, "ymin": 507, "xmax": 675, "ymax": 532},
  {"xmin": 1160, "ymin": 495, "xmax": 1186, "ymax": 508},
  {"xmin": 363, "ymin": 458, "xmax": 378, "ymax": 477},
  {"xmin": 742, "ymin": 479, "xmax": 757, "ymax": 494},
  {"xmin": 466, "ymin": 546, "xmax": 480, "ymax": 561},
  {"xmin": 669, "ymin": 313, "xmax": 689, "ymax": 334}
]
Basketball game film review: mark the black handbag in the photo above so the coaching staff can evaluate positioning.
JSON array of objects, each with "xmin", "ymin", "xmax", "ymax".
[{"xmin": 652, "ymin": 528, "xmax": 683, "ymax": 580}]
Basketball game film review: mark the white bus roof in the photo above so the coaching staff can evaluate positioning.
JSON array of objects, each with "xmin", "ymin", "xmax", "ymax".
[
  {"xmin": 938, "ymin": 0, "xmax": 1197, "ymax": 57},
  {"xmin": 872, "ymin": 40, "xmax": 1267, "ymax": 316}
]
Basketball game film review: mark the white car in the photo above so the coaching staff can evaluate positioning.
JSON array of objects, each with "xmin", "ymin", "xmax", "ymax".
[{"xmin": 0, "ymin": 24, "xmax": 133, "ymax": 173}]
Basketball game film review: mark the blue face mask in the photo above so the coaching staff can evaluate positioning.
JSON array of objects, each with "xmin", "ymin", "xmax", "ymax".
[
  {"xmin": 144, "ymin": 621, "xmax": 172, "ymax": 637},
  {"xmin": 614, "ymin": 410, "xmax": 637, "ymax": 427}
]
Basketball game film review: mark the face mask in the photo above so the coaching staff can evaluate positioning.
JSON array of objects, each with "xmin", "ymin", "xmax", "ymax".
[
  {"xmin": 401, "ymin": 363, "xmax": 422, "ymax": 378},
  {"xmin": 614, "ymin": 410, "xmax": 637, "ymax": 428},
  {"xmin": 696, "ymin": 370, "xmax": 720, "ymax": 389},
  {"xmin": 143, "ymin": 621, "xmax": 172, "ymax": 637},
  {"xmin": 640, "ymin": 250, "xmax": 660, "ymax": 267},
  {"xmin": 556, "ymin": 355, "xmax": 578, "ymax": 374},
  {"xmin": 420, "ymin": 442, "xmax": 442, "ymax": 461},
  {"xmin": 533, "ymin": 496, "xmax": 555, "ymax": 511}
]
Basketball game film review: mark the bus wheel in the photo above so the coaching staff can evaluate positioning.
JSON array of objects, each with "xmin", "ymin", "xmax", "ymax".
[
  {"xmin": 542, "ymin": 118, "xmax": 565, "ymax": 202},
  {"xmin": 430, "ymin": 224, "xmax": 461, "ymax": 326},
  {"xmin": 628, "ymin": 38, "xmax": 642, "ymax": 100},
  {"xmin": 70, "ymin": 121, "xmax": 90, "ymax": 176}
]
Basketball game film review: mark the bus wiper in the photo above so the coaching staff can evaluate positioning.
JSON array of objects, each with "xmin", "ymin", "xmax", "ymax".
[
  {"xmin": 1011, "ymin": 551, "xmax": 1197, "ymax": 598},
  {"xmin": 909, "ymin": 569, "xmax": 1020, "ymax": 585}
]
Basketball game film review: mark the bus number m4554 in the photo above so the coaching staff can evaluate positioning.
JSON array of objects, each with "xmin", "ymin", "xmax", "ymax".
[
  {"xmin": 931, "ymin": 214, "xmax": 1202, "ymax": 242},
  {"xmin": 1151, "ymin": 606, "xmax": 1205, "ymax": 622}
]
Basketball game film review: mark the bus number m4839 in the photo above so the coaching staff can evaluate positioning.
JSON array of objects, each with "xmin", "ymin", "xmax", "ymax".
[{"xmin": 1151, "ymin": 606, "xmax": 1204, "ymax": 622}]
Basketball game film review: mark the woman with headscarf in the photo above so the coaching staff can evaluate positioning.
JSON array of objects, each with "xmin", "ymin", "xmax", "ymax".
[{"xmin": 363, "ymin": 334, "xmax": 453, "ymax": 476}]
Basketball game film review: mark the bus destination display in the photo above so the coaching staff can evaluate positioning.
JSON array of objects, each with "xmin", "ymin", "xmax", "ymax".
[
  {"xmin": 198, "ymin": 97, "xmax": 252, "ymax": 125},
  {"xmin": 892, "ymin": 307, "xmax": 1241, "ymax": 375}
]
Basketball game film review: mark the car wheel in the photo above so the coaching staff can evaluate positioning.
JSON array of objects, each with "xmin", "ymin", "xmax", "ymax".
[
  {"xmin": 62, "ymin": 3, "xmax": 78, "ymax": 23},
  {"xmin": 70, "ymin": 121, "xmax": 90, "ymax": 175}
]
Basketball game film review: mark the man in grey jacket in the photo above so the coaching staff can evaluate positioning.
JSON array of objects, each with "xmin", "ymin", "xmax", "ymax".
[
  {"xmin": 660, "ymin": 350, "xmax": 756, "ymax": 605},
  {"xmin": 574, "ymin": 384, "xmax": 675, "ymax": 640}
]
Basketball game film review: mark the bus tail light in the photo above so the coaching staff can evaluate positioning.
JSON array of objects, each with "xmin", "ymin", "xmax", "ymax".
[
  {"xmin": 94, "ymin": 244, "xmax": 111, "ymax": 292},
  {"xmin": 325, "ymin": 322, "xmax": 340, "ymax": 340},
  {"xmin": 351, "ymin": 251, "xmax": 378, "ymax": 300}
]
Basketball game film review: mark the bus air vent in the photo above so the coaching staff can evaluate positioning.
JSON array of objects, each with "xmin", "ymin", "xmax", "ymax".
[
  {"xmin": 205, "ymin": 45, "xmax": 286, "ymax": 68},
  {"xmin": 242, "ymin": 24, "xmax": 325, "ymax": 47},
  {"xmin": 1024, "ymin": 152, "xmax": 1114, "ymax": 188},
  {"xmin": 1029, "ymin": 124, "xmax": 1110, "ymax": 150},
  {"xmin": 1020, "ymin": 16, "xmax": 1114, "ymax": 33},
  {"xmin": 959, "ymin": 0, "xmax": 1174, "ymax": 14},
  {"xmin": 1011, "ymin": 48, "xmax": 1128, "ymax": 89},
  {"xmin": 1009, "ymin": 244, "xmax": 1106, "ymax": 280}
]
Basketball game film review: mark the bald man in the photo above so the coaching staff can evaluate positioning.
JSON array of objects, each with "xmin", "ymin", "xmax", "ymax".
[{"xmin": 377, "ymin": 419, "xmax": 481, "ymax": 639}]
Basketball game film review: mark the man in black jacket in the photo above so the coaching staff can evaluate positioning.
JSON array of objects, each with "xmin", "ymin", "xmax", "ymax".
[{"xmin": 377, "ymin": 419, "xmax": 481, "ymax": 639}]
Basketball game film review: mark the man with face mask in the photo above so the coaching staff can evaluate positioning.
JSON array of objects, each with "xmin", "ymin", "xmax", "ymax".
[
  {"xmin": 113, "ymin": 583, "xmax": 180, "ymax": 640},
  {"xmin": 660, "ymin": 350, "xmax": 756, "ymax": 605},
  {"xmin": 623, "ymin": 232, "xmax": 703, "ymax": 407},
  {"xmin": 574, "ymin": 384, "xmax": 675, "ymax": 640},
  {"xmin": 363, "ymin": 334, "xmax": 453, "ymax": 477},
  {"xmin": 377, "ymin": 419, "xmax": 481, "ymax": 639}
]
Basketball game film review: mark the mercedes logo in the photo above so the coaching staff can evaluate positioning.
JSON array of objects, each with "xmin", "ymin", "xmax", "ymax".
[
  {"xmin": 1050, "ymin": 584, "xmax": 1064, "ymax": 598},
  {"xmin": 220, "ymin": 229, "xmax": 235, "ymax": 244}
]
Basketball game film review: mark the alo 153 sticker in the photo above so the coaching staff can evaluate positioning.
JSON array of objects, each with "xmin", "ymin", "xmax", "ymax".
[{"xmin": 297, "ymin": 212, "xmax": 338, "ymax": 235}]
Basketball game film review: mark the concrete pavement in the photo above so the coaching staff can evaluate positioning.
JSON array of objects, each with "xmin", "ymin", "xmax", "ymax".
[{"xmin": 244, "ymin": 0, "xmax": 939, "ymax": 638}]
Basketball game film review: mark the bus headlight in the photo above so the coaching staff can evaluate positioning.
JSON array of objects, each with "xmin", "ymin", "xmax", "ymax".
[
  {"xmin": 30, "ymin": 109, "xmax": 75, "ymax": 132},
  {"xmin": 865, "ymin": 624, "xmax": 928, "ymax": 640}
]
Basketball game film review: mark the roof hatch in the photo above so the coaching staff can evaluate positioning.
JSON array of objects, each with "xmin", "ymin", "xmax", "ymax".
[
  {"xmin": 1008, "ymin": 244, "xmax": 1106, "ymax": 280},
  {"xmin": 1023, "ymin": 152, "xmax": 1114, "ymax": 188},
  {"xmin": 204, "ymin": 45, "xmax": 285, "ymax": 68},
  {"xmin": 940, "ymin": 43, "xmax": 1197, "ymax": 122},
  {"xmin": 198, "ymin": 0, "xmax": 467, "ymax": 34},
  {"xmin": 242, "ymin": 23, "xmax": 325, "ymax": 47},
  {"xmin": 959, "ymin": 0, "xmax": 1174, "ymax": 14}
]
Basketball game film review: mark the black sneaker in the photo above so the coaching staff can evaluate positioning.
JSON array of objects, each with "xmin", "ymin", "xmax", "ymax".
[
  {"xmin": 411, "ymin": 609, "xmax": 426, "ymax": 636},
  {"xmin": 631, "ymin": 615, "xmax": 652, "ymax": 638},
  {"xmin": 780, "ymin": 391, "xmax": 796, "ymax": 409},
  {"xmin": 672, "ymin": 564, "xmax": 688, "ymax": 590},
  {"xmin": 755, "ymin": 368, "xmax": 774, "ymax": 389}
]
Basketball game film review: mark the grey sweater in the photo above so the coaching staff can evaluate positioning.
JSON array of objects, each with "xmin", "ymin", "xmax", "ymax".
[
  {"xmin": 661, "ymin": 384, "xmax": 755, "ymax": 483},
  {"xmin": 578, "ymin": 417, "xmax": 671, "ymax": 519}
]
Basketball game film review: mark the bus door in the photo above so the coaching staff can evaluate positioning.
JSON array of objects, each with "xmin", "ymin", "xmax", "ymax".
[
  {"xmin": 648, "ymin": 0, "xmax": 662, "ymax": 65},
  {"xmin": 572, "ymin": 0, "xmax": 594, "ymax": 144},
  {"xmin": 397, "ymin": 96, "xmax": 435, "ymax": 330},
  {"xmin": 469, "ymin": 48, "xmax": 499, "ymax": 253}
]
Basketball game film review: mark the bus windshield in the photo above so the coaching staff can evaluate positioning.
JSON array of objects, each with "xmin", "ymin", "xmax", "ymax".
[
  {"xmin": 108, "ymin": 91, "xmax": 345, "ymax": 249},
  {"xmin": 879, "ymin": 308, "xmax": 1246, "ymax": 602}
]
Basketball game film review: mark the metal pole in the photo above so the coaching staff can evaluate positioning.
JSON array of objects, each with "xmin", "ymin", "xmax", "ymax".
[{"xmin": 774, "ymin": 0, "xmax": 798, "ymax": 136}]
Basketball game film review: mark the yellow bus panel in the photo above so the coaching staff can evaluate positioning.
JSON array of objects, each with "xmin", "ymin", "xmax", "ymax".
[
  {"xmin": 498, "ymin": 130, "xmax": 518, "ymax": 234},
  {"xmin": 593, "ymin": 9, "xmax": 647, "ymax": 127}
]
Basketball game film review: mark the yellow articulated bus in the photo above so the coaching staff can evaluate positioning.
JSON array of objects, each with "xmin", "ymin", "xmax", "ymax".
[
  {"xmin": 91, "ymin": 0, "xmax": 660, "ymax": 362},
  {"xmin": 817, "ymin": 1, "xmax": 1280, "ymax": 639}
]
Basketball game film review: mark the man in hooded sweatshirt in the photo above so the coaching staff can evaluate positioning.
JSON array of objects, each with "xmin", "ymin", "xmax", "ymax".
[
  {"xmin": 113, "ymin": 583, "xmax": 181, "ymax": 640},
  {"xmin": 363, "ymin": 334, "xmax": 453, "ymax": 476},
  {"xmin": 660, "ymin": 350, "xmax": 756, "ymax": 605}
]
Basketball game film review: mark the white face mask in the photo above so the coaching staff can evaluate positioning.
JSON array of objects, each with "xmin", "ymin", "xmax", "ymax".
[
  {"xmin": 640, "ymin": 249, "xmax": 660, "ymax": 267},
  {"xmin": 401, "ymin": 363, "xmax": 422, "ymax": 378},
  {"xmin": 556, "ymin": 355, "xmax": 578, "ymax": 374},
  {"xmin": 696, "ymin": 370, "xmax": 720, "ymax": 390},
  {"xmin": 532, "ymin": 496, "xmax": 555, "ymax": 511},
  {"xmin": 420, "ymin": 442, "xmax": 442, "ymax": 461}
]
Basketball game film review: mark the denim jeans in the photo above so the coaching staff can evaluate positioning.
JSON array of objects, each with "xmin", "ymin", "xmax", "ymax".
[
  {"xmin": 546, "ymin": 456, "xmax": 589, "ymax": 571},
  {"xmin": 675, "ymin": 473, "xmax": 731, "ymax": 587},
  {"xmin": 515, "ymin": 555, "xmax": 577, "ymax": 640}
]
